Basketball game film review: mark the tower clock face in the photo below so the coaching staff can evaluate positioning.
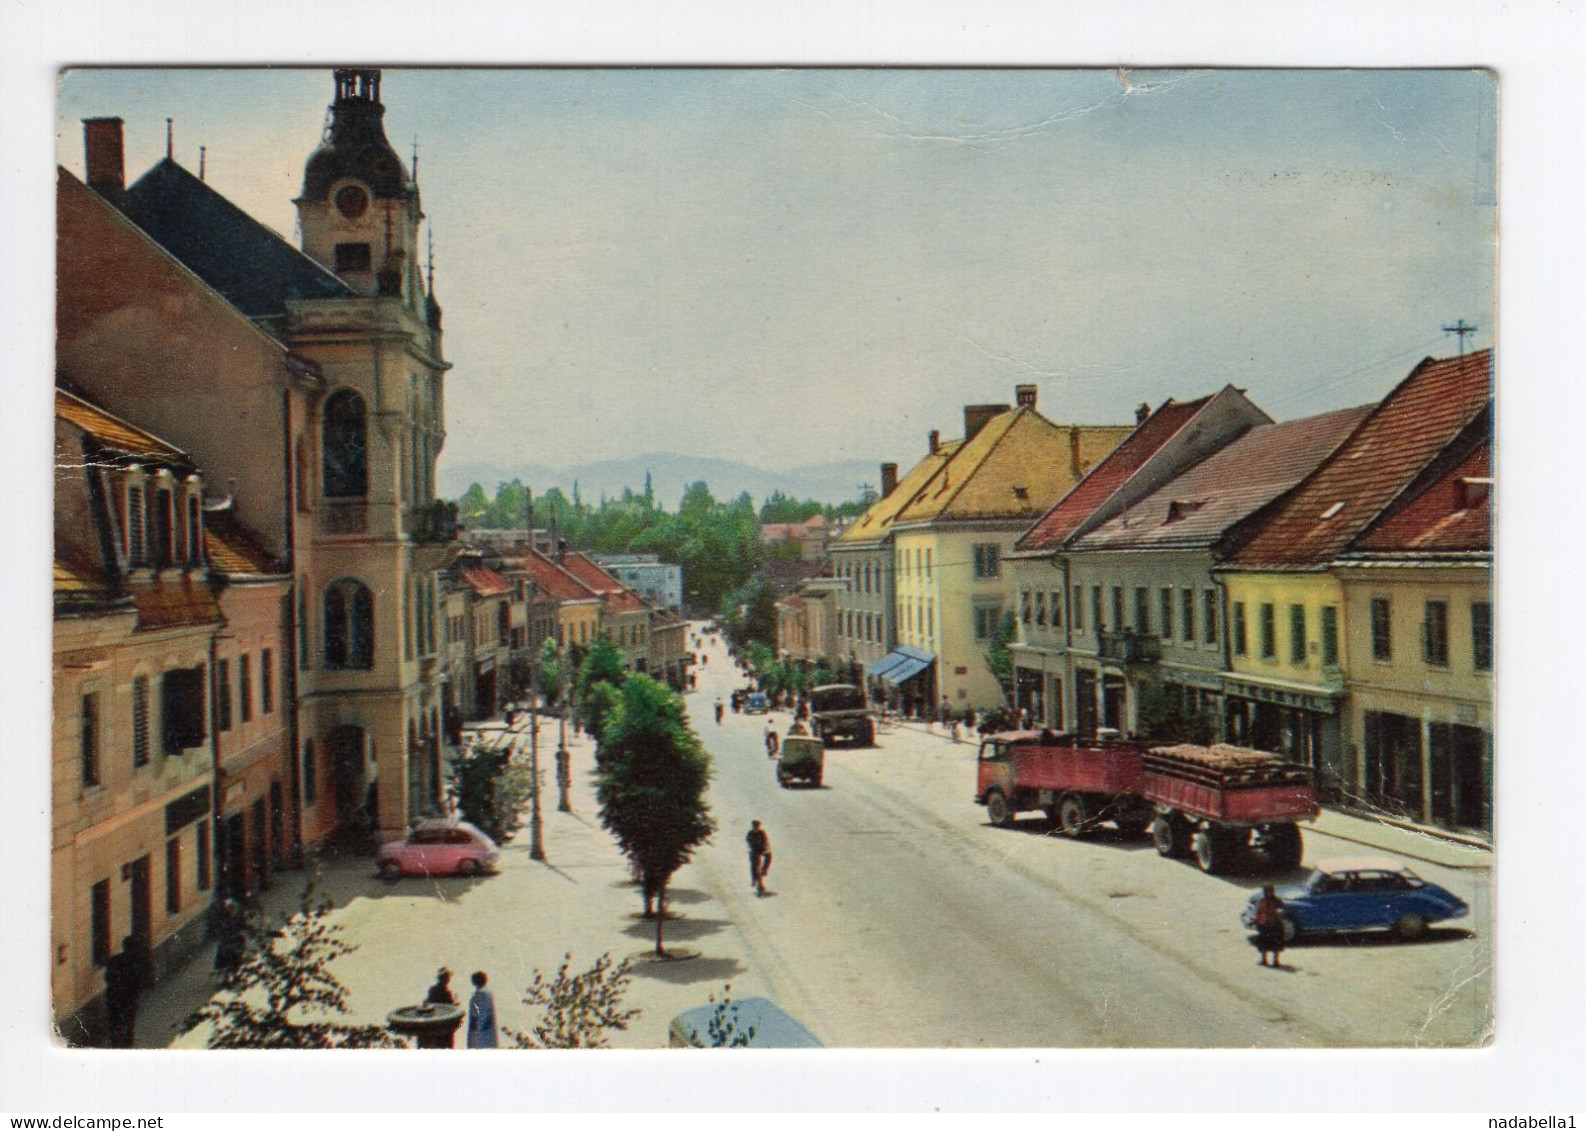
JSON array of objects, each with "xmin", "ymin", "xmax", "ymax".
[{"xmin": 335, "ymin": 184, "xmax": 370, "ymax": 219}]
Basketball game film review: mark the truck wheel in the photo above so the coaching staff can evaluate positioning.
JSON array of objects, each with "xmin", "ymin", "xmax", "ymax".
[
  {"xmin": 1193, "ymin": 827, "xmax": 1242, "ymax": 875},
  {"xmin": 1057, "ymin": 795, "xmax": 1091, "ymax": 838},
  {"xmin": 863, "ymin": 721, "xmax": 876, "ymax": 747},
  {"xmin": 1152, "ymin": 815, "xmax": 1188, "ymax": 858},
  {"xmin": 1263, "ymin": 823, "xmax": 1304, "ymax": 871},
  {"xmin": 985, "ymin": 791, "xmax": 1014, "ymax": 827}
]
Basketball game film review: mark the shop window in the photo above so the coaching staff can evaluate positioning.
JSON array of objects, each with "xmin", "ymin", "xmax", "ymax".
[
  {"xmin": 91, "ymin": 879, "xmax": 111, "ymax": 968},
  {"xmin": 324, "ymin": 579, "xmax": 375, "ymax": 669}
]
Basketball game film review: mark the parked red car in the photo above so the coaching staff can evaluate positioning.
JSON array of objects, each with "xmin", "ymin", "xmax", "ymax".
[{"xmin": 378, "ymin": 819, "xmax": 500, "ymax": 880}]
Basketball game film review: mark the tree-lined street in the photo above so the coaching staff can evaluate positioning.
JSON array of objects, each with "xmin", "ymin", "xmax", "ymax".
[{"xmin": 153, "ymin": 623, "xmax": 1489, "ymax": 1050}]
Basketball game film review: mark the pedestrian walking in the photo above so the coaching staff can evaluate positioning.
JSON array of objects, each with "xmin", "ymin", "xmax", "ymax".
[
  {"xmin": 714, "ymin": 699, "xmax": 725, "ymax": 725},
  {"xmin": 746, "ymin": 820, "xmax": 772, "ymax": 895},
  {"xmin": 466, "ymin": 971, "xmax": 498, "ymax": 1048},
  {"xmin": 426, "ymin": 966, "xmax": 456, "ymax": 1005},
  {"xmin": 764, "ymin": 720, "xmax": 779, "ymax": 758},
  {"xmin": 103, "ymin": 934, "xmax": 146, "ymax": 1048},
  {"xmin": 1252, "ymin": 884, "xmax": 1288, "ymax": 968}
]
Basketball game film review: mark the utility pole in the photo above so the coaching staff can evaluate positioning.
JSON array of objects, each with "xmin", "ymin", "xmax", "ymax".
[
  {"xmin": 527, "ymin": 658, "xmax": 545, "ymax": 861},
  {"xmin": 555, "ymin": 696, "xmax": 571, "ymax": 813},
  {"xmin": 1442, "ymin": 319, "xmax": 1477, "ymax": 357}
]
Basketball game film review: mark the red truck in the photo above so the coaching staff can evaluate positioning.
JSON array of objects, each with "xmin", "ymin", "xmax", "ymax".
[{"xmin": 975, "ymin": 732, "xmax": 1317, "ymax": 874}]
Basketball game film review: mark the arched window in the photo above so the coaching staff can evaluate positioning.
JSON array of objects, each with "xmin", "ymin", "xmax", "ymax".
[
  {"xmin": 324, "ymin": 579, "xmax": 374, "ymax": 669},
  {"xmin": 322, "ymin": 390, "xmax": 368, "ymax": 498}
]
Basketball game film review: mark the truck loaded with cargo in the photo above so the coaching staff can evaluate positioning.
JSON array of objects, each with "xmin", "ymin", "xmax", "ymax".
[
  {"xmin": 808, "ymin": 683, "xmax": 876, "ymax": 747},
  {"xmin": 974, "ymin": 731, "xmax": 1318, "ymax": 874}
]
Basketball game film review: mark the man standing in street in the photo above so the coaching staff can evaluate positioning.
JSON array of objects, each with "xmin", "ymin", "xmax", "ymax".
[
  {"xmin": 746, "ymin": 820, "xmax": 772, "ymax": 895},
  {"xmin": 103, "ymin": 934, "xmax": 146, "ymax": 1048}
]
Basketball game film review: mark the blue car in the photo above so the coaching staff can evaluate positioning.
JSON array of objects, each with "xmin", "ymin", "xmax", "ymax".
[{"xmin": 1242, "ymin": 856, "xmax": 1469, "ymax": 941}]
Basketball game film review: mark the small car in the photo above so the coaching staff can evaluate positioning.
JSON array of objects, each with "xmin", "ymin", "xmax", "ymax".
[
  {"xmin": 1242, "ymin": 856, "xmax": 1468, "ymax": 940},
  {"xmin": 668, "ymin": 996, "xmax": 824, "ymax": 1048},
  {"xmin": 378, "ymin": 819, "xmax": 500, "ymax": 881},
  {"xmin": 744, "ymin": 692, "xmax": 770, "ymax": 714}
]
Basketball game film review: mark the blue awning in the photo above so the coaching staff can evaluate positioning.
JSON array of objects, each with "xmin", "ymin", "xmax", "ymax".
[{"xmin": 868, "ymin": 645, "xmax": 935, "ymax": 686}]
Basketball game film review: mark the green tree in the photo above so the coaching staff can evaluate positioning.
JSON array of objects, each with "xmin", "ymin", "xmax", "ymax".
[
  {"xmin": 448, "ymin": 742, "xmax": 532, "ymax": 844},
  {"xmin": 577, "ymin": 637, "xmax": 627, "ymax": 739},
  {"xmin": 595, "ymin": 675, "xmax": 716, "ymax": 954},
  {"xmin": 984, "ymin": 610, "xmax": 1019, "ymax": 704},
  {"xmin": 458, "ymin": 482, "xmax": 491, "ymax": 523},
  {"xmin": 536, "ymin": 636, "xmax": 565, "ymax": 710},
  {"xmin": 504, "ymin": 951, "xmax": 640, "ymax": 1049},
  {"xmin": 580, "ymin": 681, "xmax": 622, "ymax": 744},
  {"xmin": 183, "ymin": 877, "xmax": 402, "ymax": 1049}
]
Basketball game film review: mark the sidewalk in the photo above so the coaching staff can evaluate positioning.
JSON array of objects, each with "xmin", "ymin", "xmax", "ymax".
[{"xmin": 887, "ymin": 717, "xmax": 1491, "ymax": 872}]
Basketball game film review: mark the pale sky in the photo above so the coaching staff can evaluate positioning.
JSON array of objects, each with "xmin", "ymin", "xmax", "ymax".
[{"xmin": 57, "ymin": 67, "xmax": 1497, "ymax": 480}]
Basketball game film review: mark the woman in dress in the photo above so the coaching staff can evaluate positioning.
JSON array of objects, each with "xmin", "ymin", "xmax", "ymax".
[
  {"xmin": 1252, "ymin": 884, "xmax": 1287, "ymax": 968},
  {"xmin": 467, "ymin": 970, "xmax": 498, "ymax": 1048}
]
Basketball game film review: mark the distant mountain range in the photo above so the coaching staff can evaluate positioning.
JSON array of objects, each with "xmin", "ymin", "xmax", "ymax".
[{"xmin": 438, "ymin": 452, "xmax": 885, "ymax": 509}]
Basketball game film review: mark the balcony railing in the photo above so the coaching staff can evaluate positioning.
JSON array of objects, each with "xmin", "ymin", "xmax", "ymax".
[
  {"xmin": 1098, "ymin": 630, "xmax": 1160, "ymax": 665},
  {"xmin": 408, "ymin": 500, "xmax": 460, "ymax": 543}
]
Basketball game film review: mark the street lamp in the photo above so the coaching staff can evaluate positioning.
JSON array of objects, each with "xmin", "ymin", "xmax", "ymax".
[{"xmin": 526, "ymin": 658, "xmax": 545, "ymax": 862}]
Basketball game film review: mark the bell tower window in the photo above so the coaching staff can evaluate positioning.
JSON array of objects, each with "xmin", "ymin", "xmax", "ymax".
[
  {"xmin": 335, "ymin": 243, "xmax": 372, "ymax": 273},
  {"xmin": 335, "ymin": 185, "xmax": 369, "ymax": 219},
  {"xmin": 322, "ymin": 390, "xmax": 368, "ymax": 498}
]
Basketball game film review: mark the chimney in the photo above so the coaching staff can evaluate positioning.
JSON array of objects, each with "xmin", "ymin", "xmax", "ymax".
[
  {"xmin": 1136, "ymin": 402, "xmax": 1152, "ymax": 425},
  {"xmin": 1069, "ymin": 426, "xmax": 1083, "ymax": 478},
  {"xmin": 1015, "ymin": 384, "xmax": 1037, "ymax": 410},
  {"xmin": 928, "ymin": 429, "xmax": 940, "ymax": 455},
  {"xmin": 83, "ymin": 118, "xmax": 125, "ymax": 204},
  {"xmin": 879, "ymin": 462, "xmax": 899, "ymax": 498},
  {"xmin": 963, "ymin": 404, "xmax": 1009, "ymax": 443}
]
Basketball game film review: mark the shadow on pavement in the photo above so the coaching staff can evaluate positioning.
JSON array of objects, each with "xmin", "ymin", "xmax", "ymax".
[
  {"xmin": 621, "ymin": 916, "xmax": 732, "ymax": 943},
  {"xmin": 661, "ymin": 887, "xmax": 715, "ymax": 906},
  {"xmin": 989, "ymin": 818, "xmax": 1157, "ymax": 853},
  {"xmin": 631, "ymin": 955, "xmax": 747, "ymax": 985}
]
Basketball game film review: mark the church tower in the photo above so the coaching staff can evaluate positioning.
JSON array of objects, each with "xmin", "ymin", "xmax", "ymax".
[{"xmin": 296, "ymin": 69, "xmax": 425, "ymax": 311}]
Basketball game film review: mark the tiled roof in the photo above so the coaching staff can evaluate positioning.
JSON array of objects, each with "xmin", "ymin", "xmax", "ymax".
[
  {"xmin": 836, "ymin": 442, "xmax": 962, "ymax": 545},
  {"xmin": 604, "ymin": 590, "xmax": 649, "ymax": 615},
  {"xmin": 56, "ymin": 388, "xmax": 189, "ymax": 465},
  {"xmin": 55, "ymin": 559, "xmax": 113, "ymax": 601},
  {"xmin": 513, "ymin": 551, "xmax": 601, "ymax": 603},
  {"xmin": 132, "ymin": 576, "xmax": 223, "ymax": 632},
  {"xmin": 893, "ymin": 409, "xmax": 1132, "ymax": 526},
  {"xmin": 203, "ymin": 514, "xmax": 280, "ymax": 576},
  {"xmin": 1226, "ymin": 351, "xmax": 1493, "ymax": 569},
  {"xmin": 1348, "ymin": 438, "xmax": 1491, "ymax": 555},
  {"xmin": 459, "ymin": 565, "xmax": 513, "ymax": 598},
  {"xmin": 1015, "ymin": 396, "xmax": 1211, "ymax": 553},
  {"xmin": 122, "ymin": 159, "xmax": 353, "ymax": 319},
  {"xmin": 558, "ymin": 551, "xmax": 624, "ymax": 593},
  {"xmin": 1074, "ymin": 404, "xmax": 1374, "ymax": 552}
]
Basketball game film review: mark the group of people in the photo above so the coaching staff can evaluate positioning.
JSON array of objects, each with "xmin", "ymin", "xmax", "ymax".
[{"xmin": 425, "ymin": 966, "xmax": 499, "ymax": 1048}]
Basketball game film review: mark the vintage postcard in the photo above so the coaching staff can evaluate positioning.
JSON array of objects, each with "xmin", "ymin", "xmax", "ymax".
[{"xmin": 49, "ymin": 65, "xmax": 1494, "ymax": 1058}]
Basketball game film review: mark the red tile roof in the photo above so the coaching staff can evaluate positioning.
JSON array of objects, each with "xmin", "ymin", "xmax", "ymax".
[
  {"xmin": 203, "ymin": 514, "xmax": 279, "ymax": 576},
  {"xmin": 512, "ymin": 550, "xmax": 601, "ymax": 603},
  {"xmin": 459, "ymin": 565, "xmax": 513, "ymax": 598},
  {"xmin": 1226, "ymin": 350, "xmax": 1492, "ymax": 569},
  {"xmin": 1349, "ymin": 440, "xmax": 1491, "ymax": 555},
  {"xmin": 132, "ymin": 576, "xmax": 223, "ymax": 631},
  {"xmin": 1074, "ymin": 404, "xmax": 1374, "ymax": 552},
  {"xmin": 1015, "ymin": 396, "xmax": 1212, "ymax": 552},
  {"xmin": 56, "ymin": 388, "xmax": 190, "ymax": 465},
  {"xmin": 558, "ymin": 551, "xmax": 624, "ymax": 593}
]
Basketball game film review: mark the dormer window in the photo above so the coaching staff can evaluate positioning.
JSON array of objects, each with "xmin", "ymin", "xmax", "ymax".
[
  {"xmin": 153, "ymin": 482, "xmax": 175, "ymax": 568},
  {"xmin": 125, "ymin": 481, "xmax": 147, "ymax": 567}
]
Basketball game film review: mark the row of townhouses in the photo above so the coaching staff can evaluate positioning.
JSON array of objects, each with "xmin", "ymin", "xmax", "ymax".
[
  {"xmin": 804, "ymin": 356, "xmax": 1492, "ymax": 840},
  {"xmin": 49, "ymin": 70, "xmax": 688, "ymax": 1045}
]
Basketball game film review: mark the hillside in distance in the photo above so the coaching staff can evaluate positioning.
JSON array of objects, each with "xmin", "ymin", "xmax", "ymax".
[{"xmin": 439, "ymin": 451, "xmax": 883, "ymax": 509}]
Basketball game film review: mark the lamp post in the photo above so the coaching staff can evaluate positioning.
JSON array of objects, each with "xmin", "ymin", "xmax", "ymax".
[
  {"xmin": 555, "ymin": 697, "xmax": 571, "ymax": 813},
  {"xmin": 527, "ymin": 660, "xmax": 545, "ymax": 862}
]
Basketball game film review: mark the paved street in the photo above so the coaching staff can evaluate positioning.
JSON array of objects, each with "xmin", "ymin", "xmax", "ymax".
[{"xmin": 143, "ymin": 623, "xmax": 1490, "ymax": 1050}]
